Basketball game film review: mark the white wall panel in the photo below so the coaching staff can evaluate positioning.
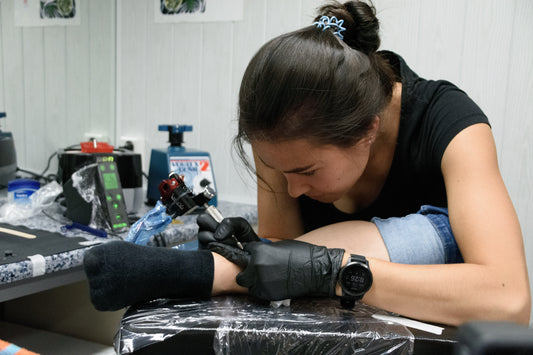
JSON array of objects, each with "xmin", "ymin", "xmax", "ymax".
[
  {"xmin": 199, "ymin": 22, "xmax": 234, "ymax": 198},
  {"xmin": 0, "ymin": 0, "xmax": 115, "ymax": 175},
  {"xmin": 145, "ymin": 0, "xmax": 177, "ymax": 154},
  {"xmin": 88, "ymin": 0, "xmax": 115, "ymax": 142},
  {"xmin": 460, "ymin": 0, "xmax": 515, "ymax": 155},
  {"xmin": 374, "ymin": 0, "xmax": 421, "ymax": 68},
  {"xmin": 1, "ymin": 0, "xmax": 26, "ymax": 169},
  {"xmin": 301, "ymin": 0, "xmax": 323, "ymax": 25},
  {"xmin": 43, "ymin": 26, "xmax": 67, "ymax": 170},
  {"xmin": 22, "ymin": 27, "xmax": 46, "ymax": 170},
  {"xmin": 415, "ymin": 0, "xmax": 466, "ymax": 83},
  {"xmin": 65, "ymin": 0, "xmax": 90, "ymax": 147},
  {"xmin": 118, "ymin": 0, "xmax": 148, "ymax": 150},
  {"xmin": 265, "ymin": 0, "xmax": 302, "ymax": 40},
  {"xmin": 168, "ymin": 22, "xmax": 203, "ymax": 151},
  {"xmin": 228, "ymin": 0, "xmax": 267, "ymax": 202}
]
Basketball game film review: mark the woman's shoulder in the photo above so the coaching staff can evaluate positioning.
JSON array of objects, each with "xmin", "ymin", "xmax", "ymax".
[{"xmin": 379, "ymin": 50, "xmax": 465, "ymax": 100}]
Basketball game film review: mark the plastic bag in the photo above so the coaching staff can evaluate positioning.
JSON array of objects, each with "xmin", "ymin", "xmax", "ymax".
[
  {"xmin": 115, "ymin": 296, "xmax": 415, "ymax": 355},
  {"xmin": 0, "ymin": 180, "xmax": 62, "ymax": 223},
  {"xmin": 69, "ymin": 164, "xmax": 111, "ymax": 230}
]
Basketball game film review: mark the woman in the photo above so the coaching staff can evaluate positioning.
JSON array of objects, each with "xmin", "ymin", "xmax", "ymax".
[{"xmin": 84, "ymin": 0, "xmax": 530, "ymax": 326}]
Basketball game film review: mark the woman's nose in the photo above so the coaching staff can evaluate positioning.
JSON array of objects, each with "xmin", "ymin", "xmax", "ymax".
[{"xmin": 285, "ymin": 175, "xmax": 310, "ymax": 198}]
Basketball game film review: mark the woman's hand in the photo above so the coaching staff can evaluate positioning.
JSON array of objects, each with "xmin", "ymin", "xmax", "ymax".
[
  {"xmin": 197, "ymin": 214, "xmax": 260, "ymax": 249},
  {"xmin": 209, "ymin": 239, "xmax": 344, "ymax": 301}
]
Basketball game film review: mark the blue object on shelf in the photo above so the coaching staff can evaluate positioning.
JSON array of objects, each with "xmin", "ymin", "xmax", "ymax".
[
  {"xmin": 62, "ymin": 222, "xmax": 108, "ymax": 239},
  {"xmin": 7, "ymin": 179, "xmax": 40, "ymax": 203}
]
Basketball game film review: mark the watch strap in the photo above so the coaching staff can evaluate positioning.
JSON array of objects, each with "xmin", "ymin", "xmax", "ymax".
[
  {"xmin": 348, "ymin": 254, "xmax": 367, "ymax": 265},
  {"xmin": 340, "ymin": 296, "xmax": 356, "ymax": 309}
]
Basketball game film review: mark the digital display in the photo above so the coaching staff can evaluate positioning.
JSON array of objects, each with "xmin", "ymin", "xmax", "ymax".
[
  {"xmin": 102, "ymin": 172, "xmax": 119, "ymax": 190},
  {"xmin": 341, "ymin": 264, "xmax": 371, "ymax": 296}
]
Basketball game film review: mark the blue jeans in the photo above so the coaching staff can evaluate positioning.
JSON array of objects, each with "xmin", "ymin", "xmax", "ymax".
[{"xmin": 371, "ymin": 205, "xmax": 464, "ymax": 264}]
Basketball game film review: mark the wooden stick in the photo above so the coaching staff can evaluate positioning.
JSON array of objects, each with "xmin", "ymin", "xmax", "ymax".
[{"xmin": 0, "ymin": 226, "xmax": 36, "ymax": 239}]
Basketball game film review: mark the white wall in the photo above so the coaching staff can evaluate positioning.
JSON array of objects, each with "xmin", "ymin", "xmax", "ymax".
[
  {"xmin": 116, "ymin": 0, "xmax": 322, "ymax": 204},
  {"xmin": 1, "ymin": 0, "xmax": 532, "ymax": 323},
  {"xmin": 0, "ymin": 0, "xmax": 115, "ymax": 175}
]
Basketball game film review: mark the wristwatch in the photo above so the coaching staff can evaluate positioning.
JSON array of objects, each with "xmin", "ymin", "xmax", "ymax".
[{"xmin": 338, "ymin": 254, "xmax": 373, "ymax": 308}]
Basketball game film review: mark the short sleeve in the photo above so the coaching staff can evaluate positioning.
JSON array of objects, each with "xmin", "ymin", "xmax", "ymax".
[{"xmin": 421, "ymin": 83, "xmax": 490, "ymax": 168}]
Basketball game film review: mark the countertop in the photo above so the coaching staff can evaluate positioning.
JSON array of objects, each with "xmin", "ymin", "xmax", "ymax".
[{"xmin": 0, "ymin": 198, "xmax": 257, "ymax": 286}]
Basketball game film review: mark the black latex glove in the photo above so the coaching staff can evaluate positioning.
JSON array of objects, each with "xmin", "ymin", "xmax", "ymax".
[
  {"xmin": 209, "ymin": 239, "xmax": 344, "ymax": 301},
  {"xmin": 197, "ymin": 214, "xmax": 260, "ymax": 249}
]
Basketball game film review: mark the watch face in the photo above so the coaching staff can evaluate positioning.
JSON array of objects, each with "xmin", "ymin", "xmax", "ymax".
[{"xmin": 340, "ymin": 263, "xmax": 372, "ymax": 296}]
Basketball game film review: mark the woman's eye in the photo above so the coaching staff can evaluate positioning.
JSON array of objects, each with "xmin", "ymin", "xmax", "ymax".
[{"xmin": 299, "ymin": 170, "xmax": 316, "ymax": 177}]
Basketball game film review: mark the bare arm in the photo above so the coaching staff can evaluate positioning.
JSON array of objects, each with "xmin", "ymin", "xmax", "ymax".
[
  {"xmin": 254, "ymin": 150, "xmax": 304, "ymax": 240},
  {"xmin": 300, "ymin": 124, "xmax": 530, "ymax": 325},
  {"xmin": 210, "ymin": 150, "xmax": 303, "ymax": 294},
  {"xmin": 214, "ymin": 125, "xmax": 530, "ymax": 325}
]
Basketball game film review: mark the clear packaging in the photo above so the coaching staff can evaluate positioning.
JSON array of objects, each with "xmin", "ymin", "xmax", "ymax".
[
  {"xmin": 115, "ymin": 296, "xmax": 414, "ymax": 354},
  {"xmin": 69, "ymin": 164, "xmax": 110, "ymax": 230},
  {"xmin": 0, "ymin": 180, "xmax": 62, "ymax": 223},
  {"xmin": 126, "ymin": 200, "xmax": 172, "ymax": 245}
]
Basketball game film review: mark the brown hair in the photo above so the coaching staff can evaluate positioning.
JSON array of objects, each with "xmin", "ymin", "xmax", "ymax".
[{"xmin": 235, "ymin": 0, "xmax": 396, "ymax": 175}]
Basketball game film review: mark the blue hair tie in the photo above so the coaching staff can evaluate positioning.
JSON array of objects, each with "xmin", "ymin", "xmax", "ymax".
[{"xmin": 313, "ymin": 15, "xmax": 346, "ymax": 40}]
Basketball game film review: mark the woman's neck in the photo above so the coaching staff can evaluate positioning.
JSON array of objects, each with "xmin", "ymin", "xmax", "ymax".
[
  {"xmin": 335, "ymin": 83, "xmax": 402, "ymax": 214},
  {"xmin": 373, "ymin": 82, "xmax": 402, "ymax": 153}
]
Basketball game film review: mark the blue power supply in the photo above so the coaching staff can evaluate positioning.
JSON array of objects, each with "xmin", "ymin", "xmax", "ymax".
[{"xmin": 146, "ymin": 125, "xmax": 217, "ymax": 206}]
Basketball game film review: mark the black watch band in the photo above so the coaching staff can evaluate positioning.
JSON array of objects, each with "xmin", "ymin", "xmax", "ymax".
[
  {"xmin": 340, "ymin": 296, "xmax": 357, "ymax": 309},
  {"xmin": 346, "ymin": 254, "xmax": 367, "ymax": 267}
]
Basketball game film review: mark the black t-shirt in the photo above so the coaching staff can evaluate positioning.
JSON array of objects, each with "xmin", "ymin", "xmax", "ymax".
[{"xmin": 299, "ymin": 51, "xmax": 490, "ymax": 232}]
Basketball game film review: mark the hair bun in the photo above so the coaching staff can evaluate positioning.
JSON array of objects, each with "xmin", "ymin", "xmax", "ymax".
[{"xmin": 316, "ymin": 1, "xmax": 380, "ymax": 54}]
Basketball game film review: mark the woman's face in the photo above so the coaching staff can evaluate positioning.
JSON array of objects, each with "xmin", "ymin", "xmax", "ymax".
[{"xmin": 253, "ymin": 137, "xmax": 372, "ymax": 203}]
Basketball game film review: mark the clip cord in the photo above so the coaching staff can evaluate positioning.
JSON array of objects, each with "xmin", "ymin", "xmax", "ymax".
[{"xmin": 313, "ymin": 15, "xmax": 346, "ymax": 40}]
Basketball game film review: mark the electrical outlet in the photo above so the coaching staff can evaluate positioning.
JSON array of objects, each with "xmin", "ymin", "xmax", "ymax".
[{"xmin": 119, "ymin": 136, "xmax": 145, "ymax": 155}]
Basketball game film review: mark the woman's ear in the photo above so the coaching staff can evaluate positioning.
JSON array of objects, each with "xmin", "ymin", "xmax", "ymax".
[{"xmin": 367, "ymin": 116, "xmax": 380, "ymax": 143}]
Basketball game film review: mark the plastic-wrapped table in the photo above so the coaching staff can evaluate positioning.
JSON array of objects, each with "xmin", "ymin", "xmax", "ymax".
[{"xmin": 115, "ymin": 296, "xmax": 440, "ymax": 354}]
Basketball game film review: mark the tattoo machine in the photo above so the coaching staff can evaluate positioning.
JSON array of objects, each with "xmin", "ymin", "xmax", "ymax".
[{"xmin": 158, "ymin": 172, "xmax": 243, "ymax": 249}]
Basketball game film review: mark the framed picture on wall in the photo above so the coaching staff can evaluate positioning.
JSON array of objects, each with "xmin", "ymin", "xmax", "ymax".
[
  {"xmin": 40, "ymin": 0, "xmax": 77, "ymax": 19},
  {"xmin": 154, "ymin": 0, "xmax": 243, "ymax": 23},
  {"xmin": 15, "ymin": 0, "xmax": 81, "ymax": 27}
]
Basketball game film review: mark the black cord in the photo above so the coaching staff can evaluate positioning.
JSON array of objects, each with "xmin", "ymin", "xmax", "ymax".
[
  {"xmin": 40, "ymin": 151, "xmax": 58, "ymax": 178},
  {"xmin": 16, "ymin": 167, "xmax": 42, "ymax": 179},
  {"xmin": 42, "ymin": 207, "xmax": 124, "ymax": 238},
  {"xmin": 41, "ymin": 208, "xmax": 68, "ymax": 224},
  {"xmin": 15, "ymin": 167, "xmax": 53, "ymax": 185},
  {"xmin": 12, "ymin": 144, "xmax": 80, "ymax": 184}
]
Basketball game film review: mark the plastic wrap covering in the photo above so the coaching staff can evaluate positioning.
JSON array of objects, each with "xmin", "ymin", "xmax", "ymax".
[
  {"xmin": 0, "ymin": 181, "xmax": 62, "ymax": 224},
  {"xmin": 115, "ymin": 296, "xmax": 414, "ymax": 354},
  {"xmin": 69, "ymin": 164, "xmax": 110, "ymax": 230},
  {"xmin": 126, "ymin": 200, "xmax": 172, "ymax": 245}
]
